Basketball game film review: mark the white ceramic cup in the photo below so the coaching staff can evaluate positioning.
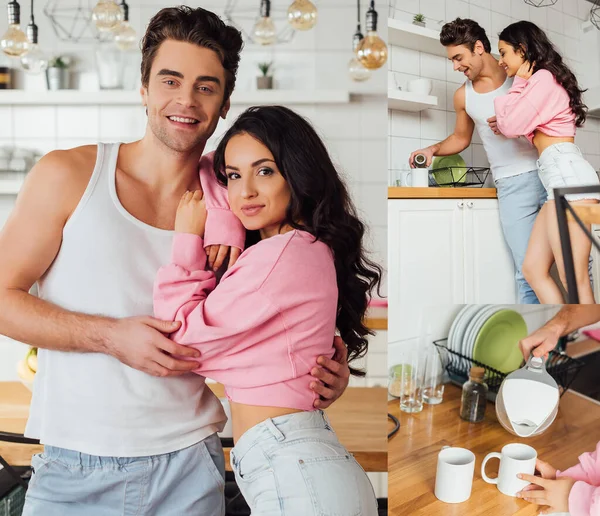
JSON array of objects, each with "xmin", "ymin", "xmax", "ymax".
[
  {"xmin": 217, "ymin": 398, "xmax": 233, "ymax": 438},
  {"xmin": 399, "ymin": 168, "xmax": 429, "ymax": 187},
  {"xmin": 434, "ymin": 446, "xmax": 476, "ymax": 503},
  {"xmin": 481, "ymin": 443, "xmax": 537, "ymax": 497}
]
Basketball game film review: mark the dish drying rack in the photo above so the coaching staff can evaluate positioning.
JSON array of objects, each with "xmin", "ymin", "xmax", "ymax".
[
  {"xmin": 433, "ymin": 337, "xmax": 584, "ymax": 402},
  {"xmin": 429, "ymin": 167, "xmax": 490, "ymax": 188}
]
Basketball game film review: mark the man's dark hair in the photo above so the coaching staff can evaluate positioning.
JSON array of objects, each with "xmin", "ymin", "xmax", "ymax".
[
  {"xmin": 440, "ymin": 18, "xmax": 491, "ymax": 53},
  {"xmin": 140, "ymin": 6, "xmax": 243, "ymax": 103}
]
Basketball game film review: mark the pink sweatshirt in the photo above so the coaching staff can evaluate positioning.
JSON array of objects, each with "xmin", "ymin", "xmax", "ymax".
[
  {"xmin": 153, "ymin": 229, "xmax": 338, "ymax": 410},
  {"xmin": 556, "ymin": 441, "xmax": 600, "ymax": 516},
  {"xmin": 494, "ymin": 69, "xmax": 576, "ymax": 144},
  {"xmin": 199, "ymin": 151, "xmax": 245, "ymax": 251}
]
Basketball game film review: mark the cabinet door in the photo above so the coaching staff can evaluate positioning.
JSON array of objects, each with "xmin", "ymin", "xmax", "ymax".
[
  {"xmin": 463, "ymin": 198, "xmax": 517, "ymax": 303},
  {"xmin": 388, "ymin": 199, "xmax": 464, "ymax": 341}
]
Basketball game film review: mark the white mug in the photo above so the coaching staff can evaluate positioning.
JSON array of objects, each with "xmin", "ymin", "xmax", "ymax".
[
  {"xmin": 398, "ymin": 168, "xmax": 429, "ymax": 187},
  {"xmin": 481, "ymin": 443, "xmax": 537, "ymax": 497},
  {"xmin": 434, "ymin": 446, "xmax": 476, "ymax": 503},
  {"xmin": 218, "ymin": 398, "xmax": 233, "ymax": 438}
]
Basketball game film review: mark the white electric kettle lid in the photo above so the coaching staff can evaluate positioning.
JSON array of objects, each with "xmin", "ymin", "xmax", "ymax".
[{"xmin": 499, "ymin": 356, "xmax": 559, "ymax": 437}]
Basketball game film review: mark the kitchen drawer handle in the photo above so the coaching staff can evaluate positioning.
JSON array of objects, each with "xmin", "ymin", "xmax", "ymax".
[
  {"xmin": 466, "ymin": 201, "xmax": 474, "ymax": 208},
  {"xmin": 457, "ymin": 201, "xmax": 464, "ymax": 208}
]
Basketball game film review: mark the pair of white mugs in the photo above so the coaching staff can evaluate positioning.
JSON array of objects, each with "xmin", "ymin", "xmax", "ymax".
[{"xmin": 435, "ymin": 443, "xmax": 537, "ymax": 504}]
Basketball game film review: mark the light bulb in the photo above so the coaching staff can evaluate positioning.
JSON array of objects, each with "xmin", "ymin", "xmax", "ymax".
[
  {"xmin": 1, "ymin": 24, "xmax": 28, "ymax": 57},
  {"xmin": 20, "ymin": 43, "xmax": 48, "ymax": 73},
  {"xmin": 2, "ymin": 2, "xmax": 29, "ymax": 57},
  {"xmin": 92, "ymin": 0, "xmax": 124, "ymax": 32},
  {"xmin": 348, "ymin": 32, "xmax": 370, "ymax": 82},
  {"xmin": 356, "ymin": 3, "xmax": 387, "ymax": 70},
  {"xmin": 348, "ymin": 56, "xmax": 370, "ymax": 82},
  {"xmin": 114, "ymin": 21, "xmax": 137, "ymax": 50},
  {"xmin": 356, "ymin": 31, "xmax": 387, "ymax": 70},
  {"xmin": 252, "ymin": 16, "xmax": 276, "ymax": 45},
  {"xmin": 287, "ymin": 0, "xmax": 317, "ymax": 31}
]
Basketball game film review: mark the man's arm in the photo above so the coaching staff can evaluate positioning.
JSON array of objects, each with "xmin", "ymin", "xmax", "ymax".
[
  {"xmin": 0, "ymin": 148, "xmax": 199, "ymax": 377},
  {"xmin": 409, "ymin": 85, "xmax": 475, "ymax": 167},
  {"xmin": 519, "ymin": 306, "xmax": 600, "ymax": 359}
]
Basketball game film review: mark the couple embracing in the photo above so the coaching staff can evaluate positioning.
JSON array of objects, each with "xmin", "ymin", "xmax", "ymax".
[
  {"xmin": 0, "ymin": 6, "xmax": 382, "ymax": 516},
  {"xmin": 411, "ymin": 18, "xmax": 600, "ymax": 304}
]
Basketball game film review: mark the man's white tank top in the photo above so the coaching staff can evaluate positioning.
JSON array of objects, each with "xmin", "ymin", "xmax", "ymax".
[
  {"xmin": 464, "ymin": 77, "xmax": 538, "ymax": 180},
  {"xmin": 25, "ymin": 142, "xmax": 226, "ymax": 457}
]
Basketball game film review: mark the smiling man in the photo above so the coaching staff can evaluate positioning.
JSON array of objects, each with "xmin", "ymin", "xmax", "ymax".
[
  {"xmin": 409, "ymin": 18, "xmax": 546, "ymax": 304},
  {"xmin": 0, "ymin": 7, "xmax": 350, "ymax": 516}
]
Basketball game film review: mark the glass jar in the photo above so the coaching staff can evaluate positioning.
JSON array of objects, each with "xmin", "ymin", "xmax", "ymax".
[{"xmin": 460, "ymin": 366, "xmax": 488, "ymax": 423}]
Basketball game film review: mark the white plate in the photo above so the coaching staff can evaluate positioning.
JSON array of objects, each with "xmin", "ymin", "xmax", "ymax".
[
  {"xmin": 454, "ymin": 305, "xmax": 481, "ymax": 355},
  {"xmin": 462, "ymin": 305, "xmax": 491, "ymax": 358},
  {"xmin": 448, "ymin": 305, "xmax": 470, "ymax": 353}
]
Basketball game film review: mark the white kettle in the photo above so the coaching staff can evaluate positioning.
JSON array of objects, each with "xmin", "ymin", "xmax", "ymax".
[{"xmin": 495, "ymin": 356, "xmax": 560, "ymax": 437}]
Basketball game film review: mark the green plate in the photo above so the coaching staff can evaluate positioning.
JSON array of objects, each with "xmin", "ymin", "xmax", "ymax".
[
  {"xmin": 472, "ymin": 310, "xmax": 527, "ymax": 374},
  {"xmin": 431, "ymin": 154, "xmax": 467, "ymax": 187}
]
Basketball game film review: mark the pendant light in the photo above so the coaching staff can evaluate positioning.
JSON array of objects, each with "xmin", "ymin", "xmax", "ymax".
[
  {"xmin": 92, "ymin": 0, "xmax": 123, "ymax": 33},
  {"xmin": 20, "ymin": 0, "xmax": 47, "ymax": 73},
  {"xmin": 523, "ymin": 0, "xmax": 558, "ymax": 6},
  {"xmin": 252, "ymin": 0, "xmax": 277, "ymax": 45},
  {"xmin": 287, "ymin": 0, "xmax": 317, "ymax": 31},
  {"xmin": 348, "ymin": 0, "xmax": 370, "ymax": 82},
  {"xmin": 113, "ymin": 0, "xmax": 136, "ymax": 50},
  {"xmin": 356, "ymin": 0, "xmax": 387, "ymax": 70},
  {"xmin": 1, "ymin": 0, "xmax": 29, "ymax": 57},
  {"xmin": 592, "ymin": 0, "xmax": 600, "ymax": 31}
]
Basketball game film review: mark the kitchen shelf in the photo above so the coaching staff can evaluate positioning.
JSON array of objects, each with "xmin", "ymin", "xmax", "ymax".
[
  {"xmin": 388, "ymin": 17, "xmax": 500, "ymax": 59},
  {"xmin": 0, "ymin": 89, "xmax": 351, "ymax": 106},
  {"xmin": 388, "ymin": 89, "xmax": 437, "ymax": 112},
  {"xmin": 388, "ymin": 18, "xmax": 447, "ymax": 57}
]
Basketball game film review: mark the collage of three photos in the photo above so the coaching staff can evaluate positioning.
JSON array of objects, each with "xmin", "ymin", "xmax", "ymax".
[{"xmin": 0, "ymin": 0, "xmax": 599, "ymax": 515}]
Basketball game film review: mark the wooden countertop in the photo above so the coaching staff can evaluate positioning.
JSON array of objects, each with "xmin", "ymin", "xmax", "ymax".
[
  {"xmin": 388, "ymin": 186, "xmax": 498, "ymax": 199},
  {"xmin": 0, "ymin": 382, "xmax": 387, "ymax": 472},
  {"xmin": 365, "ymin": 306, "xmax": 387, "ymax": 330},
  {"xmin": 388, "ymin": 384, "xmax": 600, "ymax": 515}
]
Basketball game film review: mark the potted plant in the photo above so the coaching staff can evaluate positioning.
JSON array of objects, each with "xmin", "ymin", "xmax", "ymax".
[
  {"xmin": 413, "ymin": 14, "xmax": 426, "ymax": 28},
  {"xmin": 257, "ymin": 61, "xmax": 273, "ymax": 90},
  {"xmin": 46, "ymin": 55, "xmax": 72, "ymax": 90}
]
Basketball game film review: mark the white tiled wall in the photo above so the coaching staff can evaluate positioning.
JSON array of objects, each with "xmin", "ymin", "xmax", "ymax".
[{"xmin": 388, "ymin": 0, "xmax": 600, "ymax": 183}]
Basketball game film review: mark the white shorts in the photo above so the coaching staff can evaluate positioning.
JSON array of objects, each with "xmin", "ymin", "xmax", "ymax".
[{"xmin": 536, "ymin": 142, "xmax": 600, "ymax": 201}]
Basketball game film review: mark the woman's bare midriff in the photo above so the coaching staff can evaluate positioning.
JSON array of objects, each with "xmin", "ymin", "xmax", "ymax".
[
  {"xmin": 230, "ymin": 401, "xmax": 304, "ymax": 443},
  {"xmin": 533, "ymin": 130, "xmax": 574, "ymax": 156}
]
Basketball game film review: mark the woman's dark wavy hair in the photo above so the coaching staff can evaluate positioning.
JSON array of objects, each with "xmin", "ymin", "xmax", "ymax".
[
  {"xmin": 213, "ymin": 106, "xmax": 383, "ymax": 376},
  {"xmin": 499, "ymin": 21, "xmax": 587, "ymax": 127}
]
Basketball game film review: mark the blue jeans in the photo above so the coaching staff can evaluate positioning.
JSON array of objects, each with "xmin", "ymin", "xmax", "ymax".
[
  {"xmin": 230, "ymin": 410, "xmax": 378, "ymax": 515},
  {"xmin": 496, "ymin": 170, "xmax": 547, "ymax": 304},
  {"xmin": 22, "ymin": 433, "xmax": 225, "ymax": 516}
]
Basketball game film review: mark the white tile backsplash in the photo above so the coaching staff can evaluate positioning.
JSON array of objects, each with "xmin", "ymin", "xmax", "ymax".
[
  {"xmin": 0, "ymin": 107, "xmax": 13, "ymax": 140},
  {"xmin": 56, "ymin": 106, "xmax": 100, "ymax": 139},
  {"xmin": 14, "ymin": 107, "xmax": 56, "ymax": 139},
  {"xmin": 420, "ymin": 54, "xmax": 448, "ymax": 82}
]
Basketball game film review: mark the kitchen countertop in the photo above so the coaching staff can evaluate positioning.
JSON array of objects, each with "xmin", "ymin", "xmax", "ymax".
[
  {"xmin": 0, "ymin": 382, "xmax": 387, "ymax": 472},
  {"xmin": 365, "ymin": 306, "xmax": 387, "ymax": 330},
  {"xmin": 388, "ymin": 187, "xmax": 498, "ymax": 199},
  {"xmin": 388, "ymin": 384, "xmax": 600, "ymax": 515}
]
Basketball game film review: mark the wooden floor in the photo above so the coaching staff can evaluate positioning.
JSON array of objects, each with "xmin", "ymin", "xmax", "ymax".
[{"xmin": 388, "ymin": 384, "xmax": 600, "ymax": 516}]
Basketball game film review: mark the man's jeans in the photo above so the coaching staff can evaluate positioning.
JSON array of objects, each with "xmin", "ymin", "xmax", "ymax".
[
  {"xmin": 496, "ymin": 170, "xmax": 593, "ymax": 304},
  {"xmin": 22, "ymin": 433, "xmax": 225, "ymax": 516},
  {"xmin": 496, "ymin": 170, "xmax": 547, "ymax": 304}
]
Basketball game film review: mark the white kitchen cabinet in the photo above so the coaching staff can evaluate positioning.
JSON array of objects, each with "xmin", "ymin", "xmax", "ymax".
[
  {"xmin": 388, "ymin": 198, "xmax": 465, "ymax": 311},
  {"xmin": 388, "ymin": 198, "xmax": 517, "ymax": 316},
  {"xmin": 463, "ymin": 199, "xmax": 518, "ymax": 303}
]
